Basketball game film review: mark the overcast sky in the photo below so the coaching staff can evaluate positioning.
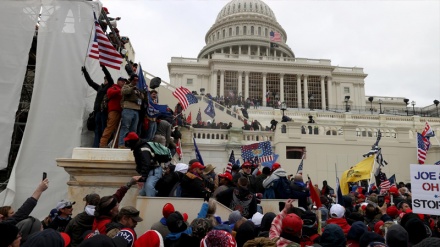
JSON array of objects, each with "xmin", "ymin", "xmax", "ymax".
[{"xmin": 103, "ymin": 0, "xmax": 439, "ymax": 107}]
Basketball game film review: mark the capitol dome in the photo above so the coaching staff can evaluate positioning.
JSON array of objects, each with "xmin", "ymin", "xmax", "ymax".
[{"xmin": 198, "ymin": 0, "xmax": 294, "ymax": 59}]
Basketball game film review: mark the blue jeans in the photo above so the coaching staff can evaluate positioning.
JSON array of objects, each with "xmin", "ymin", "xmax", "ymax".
[
  {"xmin": 144, "ymin": 121, "xmax": 157, "ymax": 141},
  {"xmin": 93, "ymin": 111, "xmax": 108, "ymax": 148},
  {"xmin": 139, "ymin": 166, "xmax": 162, "ymax": 196},
  {"xmin": 119, "ymin": 109, "xmax": 139, "ymax": 146}
]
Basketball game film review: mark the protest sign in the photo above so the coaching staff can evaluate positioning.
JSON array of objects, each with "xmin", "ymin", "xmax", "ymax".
[{"xmin": 410, "ymin": 164, "xmax": 440, "ymax": 215}]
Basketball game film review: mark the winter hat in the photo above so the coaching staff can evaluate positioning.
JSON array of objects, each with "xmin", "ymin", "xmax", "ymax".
[
  {"xmin": 359, "ymin": 232, "xmax": 385, "ymax": 247},
  {"xmin": 301, "ymin": 211, "xmax": 317, "ymax": 227},
  {"xmin": 271, "ymin": 163, "xmax": 281, "ymax": 171},
  {"xmin": 404, "ymin": 218, "xmax": 428, "ymax": 245},
  {"xmin": 114, "ymin": 228, "xmax": 136, "ymax": 247},
  {"xmin": 213, "ymin": 224, "xmax": 232, "ymax": 233},
  {"xmin": 320, "ymin": 224, "xmax": 346, "ymax": 247},
  {"xmin": 281, "ymin": 213, "xmax": 303, "ymax": 235},
  {"xmin": 413, "ymin": 237, "xmax": 440, "ymax": 247},
  {"xmin": 330, "ymin": 204, "xmax": 345, "ymax": 218},
  {"xmin": 262, "ymin": 166, "xmax": 271, "ymax": 175},
  {"xmin": 162, "ymin": 203, "xmax": 175, "ymax": 218},
  {"xmin": 260, "ymin": 212, "xmax": 276, "ymax": 232},
  {"xmin": 251, "ymin": 212, "xmax": 263, "ymax": 227},
  {"xmin": 190, "ymin": 218, "xmax": 212, "ymax": 239},
  {"xmin": 201, "ymin": 230, "xmax": 237, "ymax": 247},
  {"xmin": 16, "ymin": 216, "xmax": 43, "ymax": 243},
  {"xmin": 83, "ymin": 193, "xmax": 100, "ymax": 206},
  {"xmin": 22, "ymin": 228, "xmax": 70, "ymax": 247},
  {"xmin": 166, "ymin": 211, "xmax": 187, "ymax": 233},
  {"xmin": 134, "ymin": 230, "xmax": 164, "ymax": 247},
  {"xmin": 0, "ymin": 223, "xmax": 19, "ymax": 247},
  {"xmin": 386, "ymin": 205, "xmax": 401, "ymax": 218},
  {"xmin": 374, "ymin": 221, "xmax": 384, "ymax": 235},
  {"xmin": 347, "ymin": 221, "xmax": 368, "ymax": 241},
  {"xmin": 228, "ymin": 210, "xmax": 243, "ymax": 224},
  {"xmin": 236, "ymin": 221, "xmax": 256, "ymax": 247},
  {"xmin": 385, "ymin": 224, "xmax": 408, "ymax": 247}
]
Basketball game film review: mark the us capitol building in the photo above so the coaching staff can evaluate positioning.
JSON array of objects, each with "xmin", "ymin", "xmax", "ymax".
[{"xmin": 165, "ymin": 0, "xmax": 439, "ymax": 185}]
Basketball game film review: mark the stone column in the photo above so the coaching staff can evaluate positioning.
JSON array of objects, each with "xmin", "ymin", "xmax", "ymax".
[
  {"xmin": 229, "ymin": 46, "xmax": 232, "ymax": 54},
  {"xmin": 257, "ymin": 46, "xmax": 260, "ymax": 56},
  {"xmin": 220, "ymin": 70, "xmax": 225, "ymax": 97},
  {"xmin": 239, "ymin": 45, "xmax": 242, "ymax": 55},
  {"xmin": 327, "ymin": 77, "xmax": 333, "ymax": 109},
  {"xmin": 321, "ymin": 76, "xmax": 326, "ymax": 110},
  {"xmin": 238, "ymin": 71, "xmax": 243, "ymax": 96},
  {"xmin": 211, "ymin": 70, "xmax": 218, "ymax": 97},
  {"xmin": 266, "ymin": 47, "xmax": 269, "ymax": 56},
  {"xmin": 248, "ymin": 45, "xmax": 251, "ymax": 55},
  {"xmin": 280, "ymin": 73, "xmax": 285, "ymax": 103},
  {"xmin": 297, "ymin": 75, "xmax": 302, "ymax": 108},
  {"xmin": 262, "ymin": 72, "xmax": 267, "ymax": 106},
  {"xmin": 304, "ymin": 75, "xmax": 309, "ymax": 109},
  {"xmin": 245, "ymin": 71, "xmax": 250, "ymax": 99}
]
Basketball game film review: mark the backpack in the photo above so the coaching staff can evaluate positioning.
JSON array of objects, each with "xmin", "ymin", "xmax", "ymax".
[
  {"xmin": 100, "ymin": 94, "xmax": 109, "ymax": 112},
  {"xmin": 273, "ymin": 177, "xmax": 292, "ymax": 199},
  {"xmin": 86, "ymin": 111, "xmax": 95, "ymax": 131},
  {"xmin": 147, "ymin": 142, "xmax": 172, "ymax": 163}
]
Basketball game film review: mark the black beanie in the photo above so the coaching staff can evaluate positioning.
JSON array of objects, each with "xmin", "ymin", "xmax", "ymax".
[
  {"xmin": 359, "ymin": 232, "xmax": 385, "ymax": 247},
  {"xmin": 0, "ymin": 223, "xmax": 19, "ymax": 247}
]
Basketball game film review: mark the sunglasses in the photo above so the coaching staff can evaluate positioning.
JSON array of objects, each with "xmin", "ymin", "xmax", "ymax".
[{"xmin": 63, "ymin": 206, "xmax": 73, "ymax": 209}]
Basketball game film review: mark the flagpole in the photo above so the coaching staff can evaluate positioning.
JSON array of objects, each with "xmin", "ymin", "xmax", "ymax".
[{"xmin": 84, "ymin": 9, "xmax": 97, "ymax": 66}]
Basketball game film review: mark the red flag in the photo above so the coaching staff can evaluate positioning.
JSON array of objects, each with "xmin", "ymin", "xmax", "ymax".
[
  {"xmin": 176, "ymin": 139, "xmax": 182, "ymax": 160},
  {"xmin": 308, "ymin": 178, "xmax": 322, "ymax": 208},
  {"xmin": 186, "ymin": 112, "xmax": 192, "ymax": 124}
]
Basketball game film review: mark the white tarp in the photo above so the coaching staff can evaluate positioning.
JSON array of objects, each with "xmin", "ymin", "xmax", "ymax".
[
  {"xmin": 0, "ymin": 0, "xmax": 40, "ymax": 170},
  {"xmin": 410, "ymin": 164, "xmax": 440, "ymax": 215},
  {"xmin": 0, "ymin": 0, "xmax": 129, "ymax": 219}
]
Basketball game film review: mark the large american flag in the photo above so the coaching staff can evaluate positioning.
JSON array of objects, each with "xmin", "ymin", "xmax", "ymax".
[
  {"xmin": 172, "ymin": 87, "xmax": 198, "ymax": 110},
  {"xmin": 88, "ymin": 14, "xmax": 123, "ymax": 70},
  {"xmin": 422, "ymin": 121, "xmax": 435, "ymax": 138},
  {"xmin": 417, "ymin": 133, "xmax": 428, "ymax": 164},
  {"xmin": 269, "ymin": 31, "xmax": 282, "ymax": 42},
  {"xmin": 241, "ymin": 141, "xmax": 273, "ymax": 163}
]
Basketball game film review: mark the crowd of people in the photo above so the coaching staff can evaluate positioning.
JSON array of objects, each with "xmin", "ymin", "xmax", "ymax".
[{"xmin": 2, "ymin": 158, "xmax": 438, "ymax": 247}]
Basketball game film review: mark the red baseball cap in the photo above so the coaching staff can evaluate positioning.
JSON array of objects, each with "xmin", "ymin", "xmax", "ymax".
[
  {"xmin": 282, "ymin": 213, "xmax": 303, "ymax": 235},
  {"xmin": 272, "ymin": 163, "xmax": 281, "ymax": 171},
  {"xmin": 386, "ymin": 205, "xmax": 401, "ymax": 218},
  {"xmin": 190, "ymin": 162, "xmax": 205, "ymax": 170},
  {"xmin": 242, "ymin": 162, "xmax": 251, "ymax": 168},
  {"xmin": 218, "ymin": 173, "xmax": 233, "ymax": 181},
  {"xmin": 389, "ymin": 186, "xmax": 399, "ymax": 195},
  {"xmin": 60, "ymin": 232, "xmax": 71, "ymax": 247},
  {"xmin": 123, "ymin": 132, "xmax": 139, "ymax": 142}
]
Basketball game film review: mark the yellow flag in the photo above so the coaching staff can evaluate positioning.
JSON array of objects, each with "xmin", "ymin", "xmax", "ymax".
[{"xmin": 340, "ymin": 156, "xmax": 375, "ymax": 195}]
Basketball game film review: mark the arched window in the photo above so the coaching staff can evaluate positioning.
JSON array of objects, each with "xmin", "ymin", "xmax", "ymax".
[
  {"xmin": 229, "ymin": 28, "xmax": 232, "ymax": 36},
  {"xmin": 244, "ymin": 3, "xmax": 246, "ymax": 9},
  {"xmin": 233, "ymin": 4, "xmax": 235, "ymax": 11},
  {"xmin": 243, "ymin": 26, "xmax": 247, "ymax": 35},
  {"xmin": 251, "ymin": 26, "xmax": 254, "ymax": 35},
  {"xmin": 258, "ymin": 27, "xmax": 261, "ymax": 35},
  {"xmin": 217, "ymin": 31, "xmax": 220, "ymax": 39},
  {"xmin": 265, "ymin": 28, "xmax": 268, "ymax": 37},
  {"xmin": 236, "ymin": 26, "xmax": 239, "ymax": 35},
  {"xmin": 250, "ymin": 3, "xmax": 252, "ymax": 10},
  {"xmin": 238, "ymin": 3, "xmax": 241, "ymax": 10},
  {"xmin": 222, "ymin": 29, "xmax": 225, "ymax": 38}
]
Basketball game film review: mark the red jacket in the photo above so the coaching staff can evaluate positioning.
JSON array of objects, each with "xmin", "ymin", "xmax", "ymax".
[
  {"xmin": 107, "ymin": 84, "xmax": 122, "ymax": 113},
  {"xmin": 325, "ymin": 218, "xmax": 351, "ymax": 235},
  {"xmin": 92, "ymin": 216, "xmax": 112, "ymax": 234}
]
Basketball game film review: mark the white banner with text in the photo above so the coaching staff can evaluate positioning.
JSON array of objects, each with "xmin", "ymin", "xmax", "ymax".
[{"xmin": 410, "ymin": 164, "xmax": 440, "ymax": 215}]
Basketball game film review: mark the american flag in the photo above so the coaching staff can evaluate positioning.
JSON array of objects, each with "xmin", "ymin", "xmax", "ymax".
[
  {"xmin": 241, "ymin": 141, "xmax": 273, "ymax": 163},
  {"xmin": 196, "ymin": 108, "xmax": 202, "ymax": 122},
  {"xmin": 173, "ymin": 87, "xmax": 198, "ymax": 110},
  {"xmin": 88, "ymin": 13, "xmax": 123, "ymax": 70},
  {"xmin": 417, "ymin": 133, "xmax": 428, "ymax": 164},
  {"xmin": 378, "ymin": 171, "xmax": 390, "ymax": 194},
  {"xmin": 226, "ymin": 150, "xmax": 235, "ymax": 174},
  {"xmin": 269, "ymin": 31, "xmax": 282, "ymax": 42},
  {"xmin": 422, "ymin": 121, "xmax": 435, "ymax": 138}
]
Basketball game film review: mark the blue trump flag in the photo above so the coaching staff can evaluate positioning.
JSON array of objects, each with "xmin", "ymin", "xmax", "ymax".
[
  {"xmin": 336, "ymin": 177, "xmax": 344, "ymax": 205},
  {"xmin": 137, "ymin": 64, "xmax": 171, "ymax": 119},
  {"xmin": 204, "ymin": 99, "xmax": 216, "ymax": 118},
  {"xmin": 193, "ymin": 137, "xmax": 205, "ymax": 166}
]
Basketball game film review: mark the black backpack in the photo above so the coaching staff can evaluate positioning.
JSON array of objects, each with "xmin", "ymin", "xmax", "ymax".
[
  {"xmin": 86, "ymin": 111, "xmax": 95, "ymax": 131},
  {"xmin": 273, "ymin": 177, "xmax": 292, "ymax": 199}
]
